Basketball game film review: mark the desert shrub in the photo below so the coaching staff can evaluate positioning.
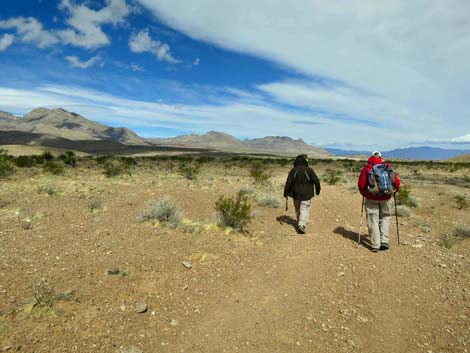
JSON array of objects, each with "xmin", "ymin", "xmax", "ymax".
[
  {"xmin": 37, "ymin": 185, "xmax": 56, "ymax": 196},
  {"xmin": 88, "ymin": 198, "xmax": 102, "ymax": 211},
  {"xmin": 455, "ymin": 194, "xmax": 469, "ymax": 209},
  {"xmin": 396, "ymin": 185, "xmax": 419, "ymax": 207},
  {"xmin": 238, "ymin": 186, "xmax": 256, "ymax": 197},
  {"xmin": 119, "ymin": 157, "xmax": 137, "ymax": 167},
  {"xmin": 59, "ymin": 151, "xmax": 76, "ymax": 167},
  {"xmin": 0, "ymin": 149, "xmax": 15, "ymax": 177},
  {"xmin": 395, "ymin": 205, "xmax": 411, "ymax": 217},
  {"xmin": 215, "ymin": 191, "xmax": 252, "ymax": 231},
  {"xmin": 440, "ymin": 224, "xmax": 470, "ymax": 249},
  {"xmin": 33, "ymin": 279, "xmax": 56, "ymax": 308},
  {"xmin": 257, "ymin": 195, "xmax": 281, "ymax": 208},
  {"xmin": 103, "ymin": 160, "xmax": 131, "ymax": 177},
  {"xmin": 15, "ymin": 155, "xmax": 36, "ymax": 168},
  {"xmin": 136, "ymin": 197, "xmax": 181, "ymax": 227},
  {"xmin": 249, "ymin": 162, "xmax": 271, "ymax": 184},
  {"xmin": 196, "ymin": 156, "xmax": 215, "ymax": 164},
  {"xmin": 42, "ymin": 160, "xmax": 64, "ymax": 175},
  {"xmin": 40, "ymin": 151, "xmax": 54, "ymax": 161},
  {"xmin": 323, "ymin": 169, "xmax": 342, "ymax": 185},
  {"xmin": 452, "ymin": 224, "xmax": 470, "ymax": 238},
  {"xmin": 178, "ymin": 164, "xmax": 200, "ymax": 180},
  {"xmin": 277, "ymin": 158, "xmax": 290, "ymax": 167}
]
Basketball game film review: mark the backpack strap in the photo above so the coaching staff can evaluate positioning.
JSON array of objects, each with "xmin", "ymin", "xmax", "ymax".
[{"xmin": 304, "ymin": 170, "xmax": 311, "ymax": 183}]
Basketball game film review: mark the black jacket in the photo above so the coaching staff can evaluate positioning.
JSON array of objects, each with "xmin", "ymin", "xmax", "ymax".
[{"xmin": 283, "ymin": 156, "xmax": 321, "ymax": 201}]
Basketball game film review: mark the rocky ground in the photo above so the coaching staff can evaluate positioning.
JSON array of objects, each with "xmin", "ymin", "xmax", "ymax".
[{"xmin": 0, "ymin": 159, "xmax": 468, "ymax": 353}]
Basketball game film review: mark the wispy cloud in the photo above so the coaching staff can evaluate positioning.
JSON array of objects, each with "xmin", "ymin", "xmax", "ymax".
[
  {"xmin": 135, "ymin": 0, "xmax": 470, "ymax": 142},
  {"xmin": 0, "ymin": 33, "xmax": 14, "ymax": 51},
  {"xmin": 129, "ymin": 29, "xmax": 179, "ymax": 64},
  {"xmin": 65, "ymin": 54, "xmax": 103, "ymax": 69}
]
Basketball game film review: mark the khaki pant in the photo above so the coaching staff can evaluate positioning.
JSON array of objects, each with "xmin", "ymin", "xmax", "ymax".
[
  {"xmin": 365, "ymin": 198, "xmax": 392, "ymax": 249},
  {"xmin": 293, "ymin": 199, "xmax": 311, "ymax": 227}
]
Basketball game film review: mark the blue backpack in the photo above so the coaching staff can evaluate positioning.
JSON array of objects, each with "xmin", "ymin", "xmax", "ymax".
[{"xmin": 367, "ymin": 163, "xmax": 396, "ymax": 196}]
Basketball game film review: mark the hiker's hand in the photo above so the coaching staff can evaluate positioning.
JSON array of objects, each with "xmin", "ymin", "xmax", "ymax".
[{"xmin": 316, "ymin": 191, "xmax": 320, "ymax": 196}]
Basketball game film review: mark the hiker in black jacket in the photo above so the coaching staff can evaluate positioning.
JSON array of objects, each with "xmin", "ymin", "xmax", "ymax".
[{"xmin": 283, "ymin": 154, "xmax": 321, "ymax": 234}]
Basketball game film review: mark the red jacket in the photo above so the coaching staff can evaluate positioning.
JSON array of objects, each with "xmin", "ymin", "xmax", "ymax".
[{"xmin": 357, "ymin": 156, "xmax": 400, "ymax": 201}]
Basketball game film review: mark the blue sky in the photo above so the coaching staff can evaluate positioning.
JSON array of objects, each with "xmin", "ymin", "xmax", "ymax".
[{"xmin": 1, "ymin": 0, "xmax": 469, "ymax": 150}]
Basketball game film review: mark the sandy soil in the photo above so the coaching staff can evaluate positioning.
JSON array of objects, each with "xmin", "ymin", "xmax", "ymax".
[{"xmin": 0, "ymin": 160, "xmax": 468, "ymax": 353}]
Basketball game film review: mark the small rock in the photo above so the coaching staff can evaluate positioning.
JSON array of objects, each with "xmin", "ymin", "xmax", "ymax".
[
  {"xmin": 135, "ymin": 303, "xmax": 147, "ymax": 313},
  {"xmin": 170, "ymin": 319, "xmax": 179, "ymax": 327},
  {"xmin": 438, "ymin": 263, "xmax": 447, "ymax": 268},
  {"xmin": 357, "ymin": 316, "xmax": 369, "ymax": 323},
  {"xmin": 347, "ymin": 339, "xmax": 356, "ymax": 348},
  {"xmin": 401, "ymin": 241, "xmax": 411, "ymax": 246},
  {"xmin": 117, "ymin": 346, "xmax": 142, "ymax": 353},
  {"xmin": 182, "ymin": 261, "xmax": 193, "ymax": 269},
  {"xmin": 412, "ymin": 244, "xmax": 424, "ymax": 248},
  {"xmin": 1, "ymin": 346, "xmax": 12, "ymax": 352}
]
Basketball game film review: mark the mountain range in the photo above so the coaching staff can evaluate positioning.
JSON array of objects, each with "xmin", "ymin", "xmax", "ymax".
[
  {"xmin": 0, "ymin": 107, "xmax": 329, "ymax": 156},
  {"xmin": 324, "ymin": 147, "xmax": 470, "ymax": 161}
]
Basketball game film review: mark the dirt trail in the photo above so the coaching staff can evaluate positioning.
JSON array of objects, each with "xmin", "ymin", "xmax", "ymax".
[{"xmin": 172, "ymin": 191, "xmax": 467, "ymax": 353}]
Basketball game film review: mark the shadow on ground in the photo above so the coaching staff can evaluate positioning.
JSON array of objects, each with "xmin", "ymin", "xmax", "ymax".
[
  {"xmin": 276, "ymin": 215, "xmax": 299, "ymax": 233},
  {"xmin": 334, "ymin": 226, "xmax": 372, "ymax": 249}
]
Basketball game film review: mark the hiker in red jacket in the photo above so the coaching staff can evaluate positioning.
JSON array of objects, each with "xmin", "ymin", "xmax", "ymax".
[{"xmin": 358, "ymin": 151, "xmax": 401, "ymax": 252}]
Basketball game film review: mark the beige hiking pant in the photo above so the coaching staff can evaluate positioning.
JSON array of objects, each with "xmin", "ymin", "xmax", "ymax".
[
  {"xmin": 365, "ymin": 198, "xmax": 392, "ymax": 249},
  {"xmin": 294, "ymin": 199, "xmax": 311, "ymax": 227}
]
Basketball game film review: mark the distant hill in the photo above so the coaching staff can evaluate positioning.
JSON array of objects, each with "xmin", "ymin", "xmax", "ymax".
[
  {"xmin": 325, "ymin": 146, "xmax": 470, "ymax": 160},
  {"xmin": 0, "ymin": 107, "xmax": 327, "ymax": 156},
  {"xmin": 447, "ymin": 154, "xmax": 470, "ymax": 163},
  {"xmin": 0, "ymin": 130, "xmax": 210, "ymax": 155},
  {"xmin": 149, "ymin": 132, "xmax": 329, "ymax": 157},
  {"xmin": 0, "ymin": 107, "xmax": 148, "ymax": 145}
]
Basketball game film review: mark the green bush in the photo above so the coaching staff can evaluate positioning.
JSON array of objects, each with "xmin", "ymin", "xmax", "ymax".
[
  {"xmin": 396, "ymin": 185, "xmax": 419, "ymax": 207},
  {"xmin": 136, "ymin": 197, "xmax": 181, "ymax": 227},
  {"xmin": 323, "ymin": 169, "xmax": 342, "ymax": 185},
  {"xmin": 103, "ymin": 160, "xmax": 131, "ymax": 177},
  {"xmin": 42, "ymin": 160, "xmax": 64, "ymax": 175},
  {"xmin": 178, "ymin": 164, "xmax": 201, "ymax": 180},
  {"xmin": 58, "ymin": 151, "xmax": 77, "ymax": 167},
  {"xmin": 215, "ymin": 191, "xmax": 252, "ymax": 231},
  {"xmin": 15, "ymin": 155, "xmax": 36, "ymax": 168},
  {"xmin": 40, "ymin": 151, "xmax": 54, "ymax": 161},
  {"xmin": 0, "ymin": 149, "xmax": 15, "ymax": 177},
  {"xmin": 249, "ymin": 162, "xmax": 271, "ymax": 184},
  {"xmin": 257, "ymin": 195, "xmax": 281, "ymax": 208}
]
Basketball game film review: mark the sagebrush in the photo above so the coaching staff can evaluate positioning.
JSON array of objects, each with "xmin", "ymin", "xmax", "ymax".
[{"xmin": 137, "ymin": 197, "xmax": 181, "ymax": 227}]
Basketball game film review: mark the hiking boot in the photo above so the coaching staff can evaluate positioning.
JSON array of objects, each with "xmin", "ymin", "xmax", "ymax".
[
  {"xmin": 298, "ymin": 225, "xmax": 306, "ymax": 234},
  {"xmin": 380, "ymin": 243, "xmax": 389, "ymax": 251},
  {"xmin": 370, "ymin": 248, "xmax": 379, "ymax": 253}
]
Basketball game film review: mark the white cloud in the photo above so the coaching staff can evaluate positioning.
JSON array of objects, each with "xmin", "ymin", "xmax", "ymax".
[
  {"xmin": 193, "ymin": 58, "xmax": 200, "ymax": 66},
  {"xmin": 129, "ymin": 63, "xmax": 145, "ymax": 72},
  {"xmin": 129, "ymin": 29, "xmax": 179, "ymax": 63},
  {"xmin": 66, "ymin": 54, "xmax": 103, "ymax": 69},
  {"xmin": 0, "ymin": 83, "xmax": 433, "ymax": 149},
  {"xmin": 451, "ymin": 134, "xmax": 470, "ymax": 143},
  {"xmin": 57, "ymin": 0, "xmax": 130, "ymax": 49},
  {"xmin": 0, "ymin": 33, "xmax": 14, "ymax": 51},
  {"xmin": 135, "ymin": 0, "xmax": 470, "ymax": 140},
  {"xmin": 0, "ymin": 17, "xmax": 58, "ymax": 48}
]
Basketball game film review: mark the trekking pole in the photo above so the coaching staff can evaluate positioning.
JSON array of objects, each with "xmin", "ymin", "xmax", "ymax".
[
  {"xmin": 285, "ymin": 197, "xmax": 288, "ymax": 211},
  {"xmin": 393, "ymin": 193, "xmax": 400, "ymax": 246},
  {"xmin": 358, "ymin": 196, "xmax": 365, "ymax": 245}
]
